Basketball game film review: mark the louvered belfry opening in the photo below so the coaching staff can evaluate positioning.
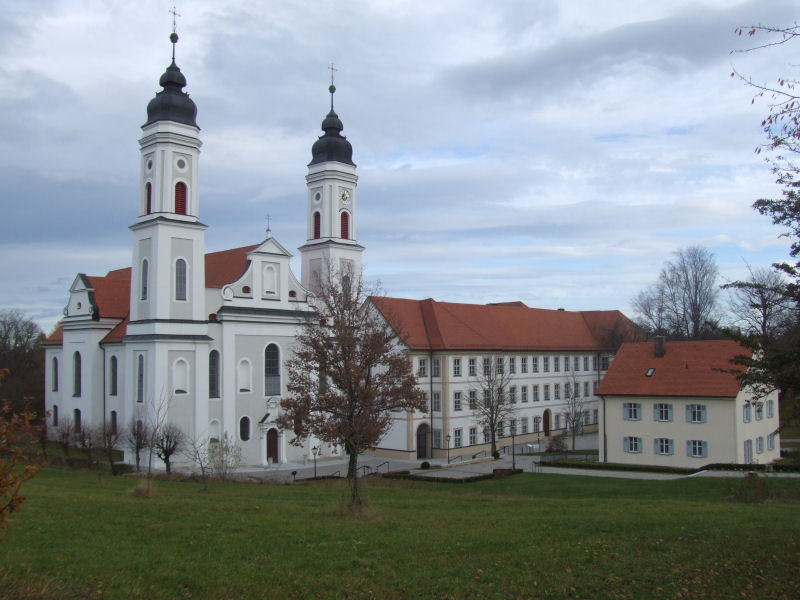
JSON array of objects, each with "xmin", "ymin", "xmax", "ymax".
[{"xmin": 175, "ymin": 182, "xmax": 187, "ymax": 215}]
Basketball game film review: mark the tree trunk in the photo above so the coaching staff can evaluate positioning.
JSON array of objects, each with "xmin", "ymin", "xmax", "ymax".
[
  {"xmin": 347, "ymin": 450, "xmax": 361, "ymax": 509},
  {"xmin": 165, "ymin": 455, "xmax": 171, "ymax": 473},
  {"xmin": 490, "ymin": 431, "xmax": 497, "ymax": 457},
  {"xmin": 571, "ymin": 428, "xmax": 576, "ymax": 452}
]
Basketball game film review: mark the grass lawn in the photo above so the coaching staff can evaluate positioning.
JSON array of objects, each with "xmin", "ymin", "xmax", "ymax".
[{"xmin": 2, "ymin": 468, "xmax": 799, "ymax": 599}]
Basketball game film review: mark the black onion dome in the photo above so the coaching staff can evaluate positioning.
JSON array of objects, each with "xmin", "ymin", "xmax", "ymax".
[
  {"xmin": 143, "ymin": 60, "xmax": 198, "ymax": 128},
  {"xmin": 309, "ymin": 88, "xmax": 355, "ymax": 166}
]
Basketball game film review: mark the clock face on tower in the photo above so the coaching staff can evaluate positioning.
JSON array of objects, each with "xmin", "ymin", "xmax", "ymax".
[{"xmin": 340, "ymin": 190, "xmax": 350, "ymax": 202}]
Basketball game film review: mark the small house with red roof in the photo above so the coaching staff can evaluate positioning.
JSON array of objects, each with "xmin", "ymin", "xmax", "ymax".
[{"xmin": 597, "ymin": 338, "xmax": 780, "ymax": 468}]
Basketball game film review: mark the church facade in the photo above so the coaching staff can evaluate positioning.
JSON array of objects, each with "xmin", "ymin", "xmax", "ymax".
[{"xmin": 43, "ymin": 31, "xmax": 636, "ymax": 468}]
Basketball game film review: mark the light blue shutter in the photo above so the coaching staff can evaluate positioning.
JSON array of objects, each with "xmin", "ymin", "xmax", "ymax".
[
  {"xmin": 700, "ymin": 406, "xmax": 707, "ymax": 423},
  {"xmin": 653, "ymin": 439, "xmax": 659, "ymax": 454},
  {"xmin": 653, "ymin": 405, "xmax": 659, "ymax": 421},
  {"xmin": 701, "ymin": 441, "xmax": 708, "ymax": 458},
  {"xmin": 685, "ymin": 405, "xmax": 691, "ymax": 422},
  {"xmin": 667, "ymin": 405, "xmax": 673, "ymax": 422},
  {"xmin": 668, "ymin": 439, "xmax": 674, "ymax": 455},
  {"xmin": 686, "ymin": 440, "xmax": 692, "ymax": 456}
]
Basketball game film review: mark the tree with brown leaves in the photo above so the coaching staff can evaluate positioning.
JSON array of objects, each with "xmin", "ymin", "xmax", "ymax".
[{"xmin": 278, "ymin": 270, "xmax": 424, "ymax": 510}]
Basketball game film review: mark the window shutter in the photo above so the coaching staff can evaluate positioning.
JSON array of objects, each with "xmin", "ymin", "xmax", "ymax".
[
  {"xmin": 668, "ymin": 440, "xmax": 674, "ymax": 455},
  {"xmin": 653, "ymin": 405, "xmax": 659, "ymax": 421},
  {"xmin": 686, "ymin": 440, "xmax": 692, "ymax": 456},
  {"xmin": 700, "ymin": 406, "xmax": 707, "ymax": 423},
  {"xmin": 701, "ymin": 441, "xmax": 708, "ymax": 458},
  {"xmin": 668, "ymin": 405, "xmax": 673, "ymax": 422},
  {"xmin": 623, "ymin": 437, "xmax": 628, "ymax": 452},
  {"xmin": 653, "ymin": 439, "xmax": 659, "ymax": 454},
  {"xmin": 685, "ymin": 405, "xmax": 691, "ymax": 422}
]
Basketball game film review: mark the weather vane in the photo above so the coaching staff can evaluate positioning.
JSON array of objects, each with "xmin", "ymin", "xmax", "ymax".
[{"xmin": 265, "ymin": 213, "xmax": 272, "ymax": 235}]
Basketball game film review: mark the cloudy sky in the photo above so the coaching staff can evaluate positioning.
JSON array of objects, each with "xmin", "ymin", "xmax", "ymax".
[{"xmin": 1, "ymin": 0, "xmax": 797, "ymax": 334}]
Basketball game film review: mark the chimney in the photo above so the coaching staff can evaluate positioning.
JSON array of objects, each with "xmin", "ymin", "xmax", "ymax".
[{"xmin": 654, "ymin": 336, "xmax": 666, "ymax": 358}]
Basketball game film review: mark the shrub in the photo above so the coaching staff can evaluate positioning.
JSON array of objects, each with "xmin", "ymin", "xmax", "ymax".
[{"xmin": 420, "ymin": 461, "xmax": 430, "ymax": 470}]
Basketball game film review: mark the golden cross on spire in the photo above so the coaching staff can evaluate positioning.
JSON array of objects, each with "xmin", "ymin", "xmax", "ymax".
[
  {"xmin": 328, "ymin": 62, "xmax": 338, "ymax": 86},
  {"xmin": 170, "ymin": 6, "xmax": 181, "ymax": 34}
]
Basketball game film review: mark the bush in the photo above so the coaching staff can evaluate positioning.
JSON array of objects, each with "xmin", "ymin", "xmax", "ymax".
[
  {"xmin": 492, "ymin": 451, "xmax": 500, "ymax": 459},
  {"xmin": 420, "ymin": 461, "xmax": 430, "ymax": 470}
]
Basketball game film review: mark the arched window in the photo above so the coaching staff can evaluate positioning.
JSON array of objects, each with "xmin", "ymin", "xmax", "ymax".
[
  {"xmin": 145, "ymin": 182, "xmax": 152, "ymax": 214},
  {"xmin": 73, "ymin": 408, "xmax": 81, "ymax": 433},
  {"xmin": 175, "ymin": 258, "xmax": 187, "ymax": 301},
  {"xmin": 173, "ymin": 359, "xmax": 188, "ymax": 394},
  {"xmin": 263, "ymin": 265, "xmax": 276, "ymax": 295},
  {"xmin": 238, "ymin": 359, "xmax": 252, "ymax": 393},
  {"xmin": 313, "ymin": 211, "xmax": 321, "ymax": 239},
  {"xmin": 52, "ymin": 405, "xmax": 58, "ymax": 427},
  {"xmin": 340, "ymin": 211, "xmax": 350, "ymax": 239},
  {"xmin": 109, "ymin": 356, "xmax": 118, "ymax": 396},
  {"xmin": 174, "ymin": 181, "xmax": 187, "ymax": 215},
  {"xmin": 72, "ymin": 351, "xmax": 81, "ymax": 397},
  {"xmin": 52, "ymin": 356, "xmax": 59, "ymax": 391},
  {"xmin": 141, "ymin": 259, "xmax": 149, "ymax": 301},
  {"xmin": 110, "ymin": 410, "xmax": 118, "ymax": 435},
  {"xmin": 209, "ymin": 350, "xmax": 220, "ymax": 398},
  {"xmin": 137, "ymin": 354, "xmax": 145, "ymax": 403},
  {"xmin": 264, "ymin": 344, "xmax": 280, "ymax": 396},
  {"xmin": 239, "ymin": 416, "xmax": 251, "ymax": 441}
]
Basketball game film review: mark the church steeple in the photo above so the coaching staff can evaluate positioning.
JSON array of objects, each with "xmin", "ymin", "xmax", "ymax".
[{"xmin": 300, "ymin": 69, "xmax": 363, "ymax": 292}]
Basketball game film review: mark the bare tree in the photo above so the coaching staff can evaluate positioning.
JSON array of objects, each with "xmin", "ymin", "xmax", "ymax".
[
  {"xmin": 278, "ymin": 268, "xmax": 424, "ymax": 511},
  {"xmin": 470, "ymin": 356, "xmax": 515, "ymax": 458},
  {"xmin": 154, "ymin": 423, "xmax": 185, "ymax": 474},
  {"xmin": 100, "ymin": 420, "xmax": 122, "ymax": 476},
  {"xmin": 724, "ymin": 265, "xmax": 795, "ymax": 346},
  {"xmin": 0, "ymin": 310, "xmax": 44, "ymax": 416},
  {"xmin": 633, "ymin": 246, "xmax": 720, "ymax": 339},
  {"xmin": 184, "ymin": 434, "xmax": 213, "ymax": 492},
  {"xmin": 208, "ymin": 432, "xmax": 242, "ymax": 481},
  {"xmin": 54, "ymin": 419, "xmax": 73, "ymax": 457},
  {"xmin": 563, "ymin": 372, "xmax": 588, "ymax": 451},
  {"xmin": 76, "ymin": 423, "xmax": 99, "ymax": 469},
  {"xmin": 124, "ymin": 418, "xmax": 149, "ymax": 473}
]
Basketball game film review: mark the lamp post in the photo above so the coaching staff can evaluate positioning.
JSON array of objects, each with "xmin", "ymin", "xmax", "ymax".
[
  {"xmin": 312, "ymin": 445, "xmax": 319, "ymax": 479},
  {"xmin": 510, "ymin": 421, "xmax": 516, "ymax": 471},
  {"xmin": 446, "ymin": 433, "xmax": 451, "ymax": 464}
]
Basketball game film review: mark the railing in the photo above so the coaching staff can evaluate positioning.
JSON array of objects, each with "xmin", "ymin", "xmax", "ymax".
[
  {"xmin": 331, "ymin": 470, "xmax": 341, "ymax": 478},
  {"xmin": 374, "ymin": 461, "xmax": 390, "ymax": 473},
  {"xmin": 358, "ymin": 465, "xmax": 372, "ymax": 477},
  {"xmin": 448, "ymin": 454, "xmax": 464, "ymax": 464},
  {"xmin": 472, "ymin": 450, "xmax": 487, "ymax": 459},
  {"xmin": 538, "ymin": 452, "xmax": 598, "ymax": 464}
]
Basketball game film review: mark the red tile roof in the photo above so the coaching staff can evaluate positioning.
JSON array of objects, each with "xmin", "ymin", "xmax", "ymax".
[
  {"xmin": 205, "ymin": 245, "xmax": 258, "ymax": 288},
  {"xmin": 596, "ymin": 340, "xmax": 751, "ymax": 398},
  {"xmin": 101, "ymin": 315, "xmax": 129, "ymax": 344},
  {"xmin": 87, "ymin": 272, "xmax": 130, "ymax": 319},
  {"xmin": 43, "ymin": 325, "xmax": 63, "ymax": 346},
  {"xmin": 370, "ymin": 297, "xmax": 635, "ymax": 352}
]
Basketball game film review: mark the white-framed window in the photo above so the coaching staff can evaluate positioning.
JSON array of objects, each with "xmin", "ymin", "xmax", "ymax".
[
  {"xmin": 623, "ymin": 436, "xmax": 642, "ymax": 453},
  {"xmin": 468, "ymin": 358, "xmax": 476, "ymax": 377},
  {"xmin": 533, "ymin": 385, "xmax": 539, "ymax": 402},
  {"xmin": 654, "ymin": 403, "xmax": 673, "ymax": 422},
  {"xmin": 483, "ymin": 427, "xmax": 491, "ymax": 444},
  {"xmin": 593, "ymin": 409, "xmax": 598, "ymax": 423},
  {"xmin": 418, "ymin": 358, "xmax": 427, "ymax": 377},
  {"xmin": 237, "ymin": 359, "xmax": 252, "ymax": 393},
  {"xmin": 532, "ymin": 356, "xmax": 539, "ymax": 373},
  {"xmin": 469, "ymin": 427, "xmax": 477, "ymax": 445},
  {"xmin": 534, "ymin": 416, "xmax": 541, "ymax": 433},
  {"xmin": 432, "ymin": 429, "xmax": 442, "ymax": 449},
  {"xmin": 756, "ymin": 436, "xmax": 764, "ymax": 454},
  {"xmin": 755, "ymin": 403, "xmax": 763, "ymax": 421},
  {"xmin": 432, "ymin": 392, "xmax": 441, "ymax": 412},
  {"xmin": 421, "ymin": 392, "xmax": 428, "ymax": 410},
  {"xmin": 583, "ymin": 411, "xmax": 590, "ymax": 426},
  {"xmin": 554, "ymin": 383, "xmax": 560, "ymax": 400},
  {"xmin": 583, "ymin": 381, "xmax": 590, "ymax": 397},
  {"xmin": 565, "ymin": 382, "xmax": 571, "ymax": 398},
  {"xmin": 521, "ymin": 417, "xmax": 529, "ymax": 434},
  {"xmin": 509, "ymin": 357, "xmax": 516, "ymax": 374},
  {"xmin": 264, "ymin": 344, "xmax": 281, "ymax": 396},
  {"xmin": 574, "ymin": 356, "xmax": 580, "ymax": 371},
  {"xmin": 767, "ymin": 433, "xmax": 776, "ymax": 451},
  {"xmin": 543, "ymin": 385, "xmax": 550, "ymax": 401},
  {"xmin": 453, "ymin": 358, "xmax": 461, "ymax": 377},
  {"xmin": 543, "ymin": 356, "xmax": 549, "ymax": 372},
  {"xmin": 554, "ymin": 414, "xmax": 561, "ymax": 429},
  {"xmin": 454, "ymin": 428, "xmax": 463, "ymax": 448},
  {"xmin": 521, "ymin": 386, "xmax": 528, "ymax": 403},
  {"xmin": 553, "ymin": 356, "xmax": 560, "ymax": 372},
  {"xmin": 600, "ymin": 356, "xmax": 610, "ymax": 371},
  {"xmin": 497, "ymin": 421, "xmax": 504, "ymax": 439},
  {"xmin": 496, "ymin": 357, "xmax": 504, "ymax": 374},
  {"xmin": 593, "ymin": 356, "xmax": 598, "ymax": 371},
  {"xmin": 593, "ymin": 381, "xmax": 598, "ymax": 394},
  {"xmin": 468, "ymin": 390, "xmax": 477, "ymax": 410},
  {"xmin": 510, "ymin": 419, "xmax": 517, "ymax": 435},
  {"xmin": 687, "ymin": 440, "xmax": 708, "ymax": 458},
  {"xmin": 623, "ymin": 402, "xmax": 641, "ymax": 421},
  {"xmin": 453, "ymin": 392, "xmax": 462, "ymax": 411},
  {"xmin": 509, "ymin": 386, "xmax": 517, "ymax": 404},
  {"xmin": 583, "ymin": 356, "xmax": 589, "ymax": 371},
  {"xmin": 654, "ymin": 438, "xmax": 674, "ymax": 455},
  {"xmin": 239, "ymin": 416, "xmax": 251, "ymax": 441},
  {"xmin": 483, "ymin": 357, "xmax": 491, "ymax": 374},
  {"xmin": 520, "ymin": 357, "xmax": 528, "ymax": 373},
  {"xmin": 743, "ymin": 403, "xmax": 752, "ymax": 423},
  {"xmin": 744, "ymin": 439, "xmax": 753, "ymax": 463},
  {"xmin": 766, "ymin": 399, "xmax": 774, "ymax": 418},
  {"xmin": 432, "ymin": 358, "xmax": 440, "ymax": 378},
  {"xmin": 686, "ymin": 404, "xmax": 706, "ymax": 424}
]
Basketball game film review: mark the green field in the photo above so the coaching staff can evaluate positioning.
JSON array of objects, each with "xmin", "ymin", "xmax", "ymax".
[{"xmin": 2, "ymin": 468, "xmax": 799, "ymax": 599}]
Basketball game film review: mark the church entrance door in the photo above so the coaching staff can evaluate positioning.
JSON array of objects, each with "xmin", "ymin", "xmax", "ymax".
[
  {"xmin": 543, "ymin": 410, "xmax": 551, "ymax": 437},
  {"xmin": 267, "ymin": 428, "xmax": 279, "ymax": 464}
]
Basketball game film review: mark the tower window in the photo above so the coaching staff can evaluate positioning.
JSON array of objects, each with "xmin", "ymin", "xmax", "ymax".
[
  {"xmin": 340, "ymin": 211, "xmax": 350, "ymax": 239},
  {"xmin": 145, "ymin": 182, "xmax": 152, "ymax": 214},
  {"xmin": 313, "ymin": 212, "xmax": 321, "ymax": 239},
  {"xmin": 175, "ymin": 182, "xmax": 187, "ymax": 215},
  {"xmin": 175, "ymin": 258, "xmax": 187, "ymax": 301},
  {"xmin": 141, "ymin": 259, "xmax": 149, "ymax": 301}
]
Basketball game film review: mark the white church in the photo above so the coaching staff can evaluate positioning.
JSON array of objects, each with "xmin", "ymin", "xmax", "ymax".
[{"xmin": 44, "ymin": 31, "xmax": 633, "ymax": 467}]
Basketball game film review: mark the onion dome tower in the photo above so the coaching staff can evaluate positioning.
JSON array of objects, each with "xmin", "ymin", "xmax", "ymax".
[{"xmin": 300, "ymin": 75, "xmax": 363, "ymax": 292}]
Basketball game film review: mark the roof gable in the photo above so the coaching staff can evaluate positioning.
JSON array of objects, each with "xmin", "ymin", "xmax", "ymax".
[{"xmin": 597, "ymin": 340, "xmax": 750, "ymax": 398}]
